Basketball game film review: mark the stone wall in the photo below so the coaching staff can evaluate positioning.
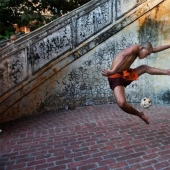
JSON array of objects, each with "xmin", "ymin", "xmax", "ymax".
[{"xmin": 0, "ymin": 0, "xmax": 168, "ymax": 123}]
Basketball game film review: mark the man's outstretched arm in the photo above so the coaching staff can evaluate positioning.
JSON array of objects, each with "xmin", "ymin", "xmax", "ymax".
[{"xmin": 152, "ymin": 44, "xmax": 170, "ymax": 53}]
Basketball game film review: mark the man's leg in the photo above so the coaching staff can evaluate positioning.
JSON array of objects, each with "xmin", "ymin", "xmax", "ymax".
[
  {"xmin": 113, "ymin": 86, "xmax": 149, "ymax": 124},
  {"xmin": 134, "ymin": 65, "xmax": 170, "ymax": 76}
]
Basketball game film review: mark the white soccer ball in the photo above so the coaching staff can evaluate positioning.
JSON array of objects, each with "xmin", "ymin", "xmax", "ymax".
[{"xmin": 140, "ymin": 97, "xmax": 152, "ymax": 108}]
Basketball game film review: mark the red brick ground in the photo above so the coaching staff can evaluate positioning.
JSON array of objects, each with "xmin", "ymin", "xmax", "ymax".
[{"xmin": 1, "ymin": 103, "xmax": 170, "ymax": 170}]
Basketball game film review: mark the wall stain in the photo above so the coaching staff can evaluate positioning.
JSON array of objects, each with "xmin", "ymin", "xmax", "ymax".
[
  {"xmin": 162, "ymin": 90, "xmax": 170, "ymax": 104},
  {"xmin": 138, "ymin": 15, "xmax": 160, "ymax": 44},
  {"xmin": 52, "ymin": 68, "xmax": 57, "ymax": 73}
]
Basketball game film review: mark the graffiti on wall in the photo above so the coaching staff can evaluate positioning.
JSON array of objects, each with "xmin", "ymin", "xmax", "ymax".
[
  {"xmin": 0, "ymin": 50, "xmax": 27, "ymax": 96},
  {"xmin": 77, "ymin": 0, "xmax": 111, "ymax": 44},
  {"xmin": 31, "ymin": 25, "xmax": 72, "ymax": 73},
  {"xmin": 52, "ymin": 52, "xmax": 112, "ymax": 107},
  {"xmin": 116, "ymin": 0, "xmax": 146, "ymax": 19}
]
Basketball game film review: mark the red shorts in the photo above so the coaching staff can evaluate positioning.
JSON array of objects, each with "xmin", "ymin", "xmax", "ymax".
[
  {"xmin": 108, "ymin": 69, "xmax": 138, "ymax": 90},
  {"xmin": 108, "ymin": 77, "xmax": 133, "ymax": 90}
]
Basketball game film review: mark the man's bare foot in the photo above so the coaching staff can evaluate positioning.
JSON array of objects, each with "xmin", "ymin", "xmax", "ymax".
[{"xmin": 139, "ymin": 112, "xmax": 149, "ymax": 124}]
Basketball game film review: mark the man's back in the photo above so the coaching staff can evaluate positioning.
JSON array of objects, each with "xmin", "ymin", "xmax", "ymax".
[{"xmin": 110, "ymin": 44, "xmax": 139, "ymax": 72}]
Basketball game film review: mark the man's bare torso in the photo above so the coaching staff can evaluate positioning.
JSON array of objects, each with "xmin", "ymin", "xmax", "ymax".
[{"xmin": 110, "ymin": 45, "xmax": 139, "ymax": 73}]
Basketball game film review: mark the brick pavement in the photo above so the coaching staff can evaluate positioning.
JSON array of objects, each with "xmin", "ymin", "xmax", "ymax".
[{"xmin": 1, "ymin": 103, "xmax": 170, "ymax": 170}]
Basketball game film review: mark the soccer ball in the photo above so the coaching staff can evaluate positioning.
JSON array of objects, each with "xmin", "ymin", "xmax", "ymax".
[{"xmin": 140, "ymin": 97, "xmax": 152, "ymax": 108}]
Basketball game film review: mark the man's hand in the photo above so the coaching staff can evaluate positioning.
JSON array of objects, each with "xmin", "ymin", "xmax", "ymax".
[{"xmin": 101, "ymin": 69, "xmax": 113, "ymax": 77}]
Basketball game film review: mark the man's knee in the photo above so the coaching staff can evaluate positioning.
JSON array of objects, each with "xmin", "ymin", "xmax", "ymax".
[
  {"xmin": 117, "ymin": 100, "xmax": 126, "ymax": 109},
  {"xmin": 135, "ymin": 65, "xmax": 150, "ymax": 76},
  {"xmin": 141, "ymin": 65, "xmax": 150, "ymax": 71}
]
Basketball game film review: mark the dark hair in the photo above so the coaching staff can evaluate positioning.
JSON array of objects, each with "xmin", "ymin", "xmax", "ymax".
[{"xmin": 141, "ymin": 42, "xmax": 153, "ymax": 50}]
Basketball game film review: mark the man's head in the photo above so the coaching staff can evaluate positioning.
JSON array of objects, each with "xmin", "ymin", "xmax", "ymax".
[{"xmin": 139, "ymin": 42, "xmax": 153, "ymax": 59}]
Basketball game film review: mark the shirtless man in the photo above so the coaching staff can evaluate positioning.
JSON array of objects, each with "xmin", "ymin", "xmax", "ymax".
[{"xmin": 102, "ymin": 42, "xmax": 170, "ymax": 124}]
